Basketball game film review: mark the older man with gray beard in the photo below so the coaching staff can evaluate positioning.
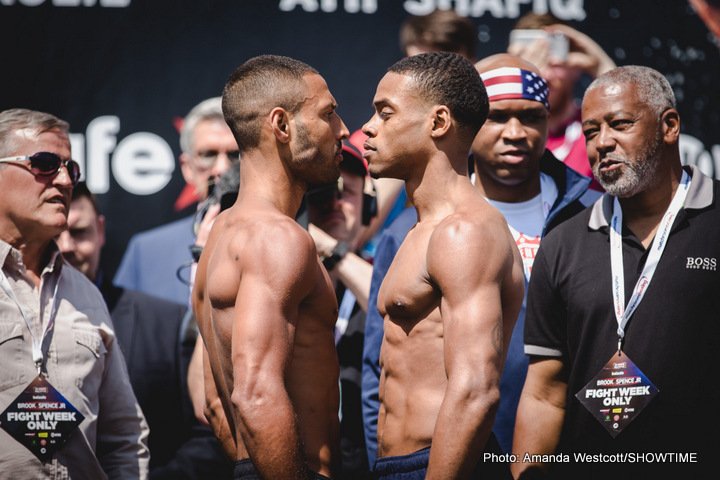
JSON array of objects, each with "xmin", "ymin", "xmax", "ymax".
[{"xmin": 512, "ymin": 66, "xmax": 720, "ymax": 480}]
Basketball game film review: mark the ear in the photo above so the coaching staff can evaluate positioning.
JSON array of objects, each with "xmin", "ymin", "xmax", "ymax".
[
  {"xmin": 661, "ymin": 108, "xmax": 680, "ymax": 144},
  {"xmin": 430, "ymin": 106, "xmax": 452, "ymax": 139},
  {"xmin": 270, "ymin": 107, "xmax": 291, "ymax": 144}
]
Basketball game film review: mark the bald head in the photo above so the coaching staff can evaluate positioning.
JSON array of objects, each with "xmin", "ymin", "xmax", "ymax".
[{"xmin": 470, "ymin": 53, "xmax": 549, "ymax": 200}]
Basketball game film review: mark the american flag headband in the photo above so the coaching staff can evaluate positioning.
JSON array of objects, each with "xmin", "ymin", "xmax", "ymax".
[{"xmin": 480, "ymin": 67, "xmax": 550, "ymax": 109}]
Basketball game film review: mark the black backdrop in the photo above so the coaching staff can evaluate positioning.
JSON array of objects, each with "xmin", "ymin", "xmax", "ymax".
[{"xmin": 2, "ymin": 0, "xmax": 719, "ymax": 278}]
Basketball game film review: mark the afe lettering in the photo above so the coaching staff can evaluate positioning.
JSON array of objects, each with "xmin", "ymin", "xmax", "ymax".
[
  {"xmin": 70, "ymin": 116, "xmax": 175, "ymax": 196},
  {"xmin": 686, "ymin": 257, "xmax": 717, "ymax": 271}
]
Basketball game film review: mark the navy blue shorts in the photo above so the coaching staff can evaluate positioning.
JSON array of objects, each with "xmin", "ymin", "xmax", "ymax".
[
  {"xmin": 233, "ymin": 459, "xmax": 331, "ymax": 479},
  {"xmin": 372, "ymin": 434, "xmax": 511, "ymax": 479}
]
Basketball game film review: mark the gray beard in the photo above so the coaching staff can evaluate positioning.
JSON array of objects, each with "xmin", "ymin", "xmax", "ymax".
[{"xmin": 594, "ymin": 133, "xmax": 662, "ymax": 198}]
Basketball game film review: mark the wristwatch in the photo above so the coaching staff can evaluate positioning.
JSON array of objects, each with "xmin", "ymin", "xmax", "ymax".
[{"xmin": 322, "ymin": 241, "xmax": 350, "ymax": 272}]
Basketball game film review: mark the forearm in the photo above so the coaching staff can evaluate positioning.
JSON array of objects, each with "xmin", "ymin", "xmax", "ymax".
[
  {"xmin": 233, "ymin": 388, "xmax": 309, "ymax": 479},
  {"xmin": 201, "ymin": 348, "xmax": 237, "ymax": 458},
  {"xmin": 188, "ymin": 336, "xmax": 207, "ymax": 424},
  {"xmin": 511, "ymin": 395, "xmax": 564, "ymax": 479},
  {"xmin": 336, "ymin": 252, "xmax": 372, "ymax": 311},
  {"xmin": 309, "ymin": 223, "xmax": 373, "ymax": 311},
  {"xmin": 426, "ymin": 384, "xmax": 500, "ymax": 479},
  {"xmin": 205, "ymin": 395, "xmax": 237, "ymax": 460}
]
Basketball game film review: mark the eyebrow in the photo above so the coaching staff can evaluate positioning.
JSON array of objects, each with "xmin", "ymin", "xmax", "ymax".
[
  {"xmin": 582, "ymin": 110, "xmax": 634, "ymax": 127},
  {"xmin": 373, "ymin": 99, "xmax": 393, "ymax": 110},
  {"xmin": 322, "ymin": 99, "xmax": 338, "ymax": 112}
]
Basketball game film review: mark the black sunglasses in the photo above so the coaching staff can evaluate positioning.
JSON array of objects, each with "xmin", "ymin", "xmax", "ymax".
[
  {"xmin": 194, "ymin": 149, "xmax": 241, "ymax": 169},
  {"xmin": 0, "ymin": 152, "xmax": 81, "ymax": 186}
]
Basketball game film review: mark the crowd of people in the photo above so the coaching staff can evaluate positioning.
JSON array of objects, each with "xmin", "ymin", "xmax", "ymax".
[{"xmin": 1, "ymin": 8, "xmax": 718, "ymax": 480}]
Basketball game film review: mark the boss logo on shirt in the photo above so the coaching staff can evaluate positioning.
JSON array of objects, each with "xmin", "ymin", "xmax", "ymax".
[{"xmin": 686, "ymin": 257, "xmax": 717, "ymax": 271}]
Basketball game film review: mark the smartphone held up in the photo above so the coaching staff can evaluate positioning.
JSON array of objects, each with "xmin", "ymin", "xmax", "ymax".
[{"xmin": 509, "ymin": 29, "xmax": 569, "ymax": 62}]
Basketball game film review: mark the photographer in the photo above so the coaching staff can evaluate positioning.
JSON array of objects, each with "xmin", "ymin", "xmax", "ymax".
[{"xmin": 114, "ymin": 97, "xmax": 239, "ymax": 305}]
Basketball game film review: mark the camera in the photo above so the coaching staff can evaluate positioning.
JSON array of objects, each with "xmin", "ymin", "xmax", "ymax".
[
  {"xmin": 193, "ymin": 161, "xmax": 240, "ymax": 236},
  {"xmin": 509, "ymin": 29, "xmax": 569, "ymax": 62}
]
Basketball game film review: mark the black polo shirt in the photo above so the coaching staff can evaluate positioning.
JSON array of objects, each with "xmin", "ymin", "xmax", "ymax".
[{"xmin": 524, "ymin": 166, "xmax": 720, "ymax": 478}]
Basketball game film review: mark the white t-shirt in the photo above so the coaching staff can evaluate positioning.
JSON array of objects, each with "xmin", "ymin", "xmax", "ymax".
[{"xmin": 484, "ymin": 173, "xmax": 558, "ymax": 279}]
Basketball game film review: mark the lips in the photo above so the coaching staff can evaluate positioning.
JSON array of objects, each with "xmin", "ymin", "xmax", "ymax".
[
  {"xmin": 46, "ymin": 196, "xmax": 66, "ymax": 206},
  {"xmin": 598, "ymin": 155, "xmax": 626, "ymax": 172},
  {"xmin": 498, "ymin": 150, "xmax": 529, "ymax": 163},
  {"xmin": 45, "ymin": 192, "xmax": 69, "ymax": 210}
]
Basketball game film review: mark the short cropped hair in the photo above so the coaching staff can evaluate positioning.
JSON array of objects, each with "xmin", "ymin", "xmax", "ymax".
[
  {"xmin": 0, "ymin": 108, "xmax": 69, "ymax": 157},
  {"xmin": 399, "ymin": 9, "xmax": 477, "ymax": 59},
  {"xmin": 180, "ymin": 97, "xmax": 225, "ymax": 154},
  {"xmin": 222, "ymin": 55, "xmax": 318, "ymax": 152},
  {"xmin": 389, "ymin": 52, "xmax": 489, "ymax": 141},
  {"xmin": 72, "ymin": 181, "xmax": 101, "ymax": 215},
  {"xmin": 584, "ymin": 65, "xmax": 676, "ymax": 117}
]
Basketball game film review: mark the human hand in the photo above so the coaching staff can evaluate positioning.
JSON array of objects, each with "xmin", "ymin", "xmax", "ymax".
[
  {"xmin": 508, "ymin": 34, "xmax": 552, "ymax": 71},
  {"xmin": 308, "ymin": 223, "xmax": 337, "ymax": 259},
  {"xmin": 546, "ymin": 24, "xmax": 616, "ymax": 78},
  {"xmin": 194, "ymin": 203, "xmax": 221, "ymax": 250}
]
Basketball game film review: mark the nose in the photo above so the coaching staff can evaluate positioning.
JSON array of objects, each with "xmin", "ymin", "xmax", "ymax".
[
  {"xmin": 502, "ymin": 117, "xmax": 527, "ymax": 142},
  {"xmin": 362, "ymin": 116, "xmax": 376, "ymax": 138},
  {"xmin": 595, "ymin": 124, "xmax": 616, "ymax": 153},
  {"xmin": 56, "ymin": 231, "xmax": 74, "ymax": 254},
  {"xmin": 53, "ymin": 163, "xmax": 75, "ymax": 188},
  {"xmin": 336, "ymin": 114, "xmax": 350, "ymax": 141},
  {"xmin": 211, "ymin": 152, "xmax": 232, "ymax": 177}
]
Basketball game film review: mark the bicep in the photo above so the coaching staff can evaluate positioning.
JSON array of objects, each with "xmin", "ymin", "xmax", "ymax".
[
  {"xmin": 229, "ymin": 240, "xmax": 317, "ymax": 382},
  {"xmin": 523, "ymin": 357, "xmax": 567, "ymax": 406},
  {"xmin": 440, "ymin": 280, "xmax": 505, "ymax": 378},
  {"xmin": 429, "ymin": 223, "xmax": 513, "ymax": 376}
]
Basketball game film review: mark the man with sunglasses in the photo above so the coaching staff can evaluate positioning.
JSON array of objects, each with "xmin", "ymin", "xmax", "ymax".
[
  {"xmin": 0, "ymin": 108, "xmax": 149, "ymax": 478},
  {"xmin": 114, "ymin": 97, "xmax": 239, "ymax": 306}
]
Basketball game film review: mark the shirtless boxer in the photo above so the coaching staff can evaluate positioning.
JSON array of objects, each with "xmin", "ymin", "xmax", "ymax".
[
  {"xmin": 361, "ymin": 52, "xmax": 524, "ymax": 479},
  {"xmin": 193, "ymin": 55, "xmax": 349, "ymax": 479}
]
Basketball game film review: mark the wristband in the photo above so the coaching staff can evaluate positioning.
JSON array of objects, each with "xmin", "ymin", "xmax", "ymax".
[{"xmin": 322, "ymin": 241, "xmax": 350, "ymax": 272}]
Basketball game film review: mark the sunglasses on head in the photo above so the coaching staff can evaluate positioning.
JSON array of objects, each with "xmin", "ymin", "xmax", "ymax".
[{"xmin": 0, "ymin": 151, "xmax": 81, "ymax": 186}]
